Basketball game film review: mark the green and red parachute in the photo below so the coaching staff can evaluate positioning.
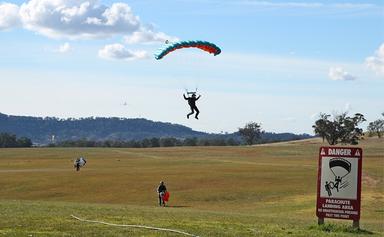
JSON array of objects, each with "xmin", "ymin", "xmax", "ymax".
[{"xmin": 154, "ymin": 40, "xmax": 221, "ymax": 60}]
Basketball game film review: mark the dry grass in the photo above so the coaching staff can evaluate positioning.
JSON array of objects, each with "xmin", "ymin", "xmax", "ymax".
[{"xmin": 0, "ymin": 137, "xmax": 383, "ymax": 236}]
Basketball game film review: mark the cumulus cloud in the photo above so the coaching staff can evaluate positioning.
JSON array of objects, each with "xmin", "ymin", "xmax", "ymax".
[
  {"xmin": 1, "ymin": 0, "xmax": 178, "ymax": 49},
  {"xmin": 17, "ymin": 0, "xmax": 141, "ymax": 39},
  {"xmin": 98, "ymin": 44, "xmax": 149, "ymax": 61},
  {"xmin": 0, "ymin": 3, "xmax": 20, "ymax": 30},
  {"xmin": 57, "ymin": 42, "xmax": 71, "ymax": 53},
  {"xmin": 124, "ymin": 27, "xmax": 179, "ymax": 44},
  {"xmin": 328, "ymin": 67, "xmax": 356, "ymax": 81},
  {"xmin": 365, "ymin": 43, "xmax": 384, "ymax": 77}
]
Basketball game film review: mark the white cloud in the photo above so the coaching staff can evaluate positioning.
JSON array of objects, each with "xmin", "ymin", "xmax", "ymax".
[
  {"xmin": 1, "ymin": 0, "xmax": 177, "ymax": 49},
  {"xmin": 0, "ymin": 3, "xmax": 20, "ymax": 30},
  {"xmin": 57, "ymin": 42, "xmax": 71, "ymax": 53},
  {"xmin": 365, "ymin": 43, "xmax": 384, "ymax": 77},
  {"xmin": 124, "ymin": 27, "xmax": 179, "ymax": 44},
  {"xmin": 17, "ymin": 0, "xmax": 141, "ymax": 39},
  {"xmin": 328, "ymin": 67, "xmax": 356, "ymax": 81},
  {"xmin": 98, "ymin": 43, "xmax": 149, "ymax": 61}
]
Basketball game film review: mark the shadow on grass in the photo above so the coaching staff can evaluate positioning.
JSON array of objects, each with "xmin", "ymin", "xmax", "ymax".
[
  {"xmin": 166, "ymin": 205, "xmax": 190, "ymax": 208},
  {"xmin": 309, "ymin": 224, "xmax": 374, "ymax": 235}
]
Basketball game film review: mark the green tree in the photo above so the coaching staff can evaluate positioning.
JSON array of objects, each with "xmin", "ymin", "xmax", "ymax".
[
  {"xmin": 226, "ymin": 138, "xmax": 239, "ymax": 146},
  {"xmin": 17, "ymin": 137, "xmax": 33, "ymax": 147},
  {"xmin": 238, "ymin": 122, "xmax": 263, "ymax": 145},
  {"xmin": 367, "ymin": 113, "xmax": 384, "ymax": 138},
  {"xmin": 184, "ymin": 137, "xmax": 198, "ymax": 146},
  {"xmin": 0, "ymin": 133, "xmax": 32, "ymax": 148},
  {"xmin": 160, "ymin": 137, "xmax": 177, "ymax": 147},
  {"xmin": 0, "ymin": 133, "xmax": 18, "ymax": 147},
  {"xmin": 312, "ymin": 112, "xmax": 366, "ymax": 145},
  {"xmin": 141, "ymin": 138, "xmax": 151, "ymax": 148},
  {"xmin": 150, "ymin": 137, "xmax": 160, "ymax": 147},
  {"xmin": 313, "ymin": 113, "xmax": 329, "ymax": 142}
]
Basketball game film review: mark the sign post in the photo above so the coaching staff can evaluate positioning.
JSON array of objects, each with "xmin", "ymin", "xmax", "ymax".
[{"xmin": 316, "ymin": 147, "xmax": 362, "ymax": 228}]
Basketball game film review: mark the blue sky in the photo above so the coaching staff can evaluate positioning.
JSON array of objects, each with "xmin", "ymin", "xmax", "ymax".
[{"xmin": 0, "ymin": 0, "xmax": 383, "ymax": 134}]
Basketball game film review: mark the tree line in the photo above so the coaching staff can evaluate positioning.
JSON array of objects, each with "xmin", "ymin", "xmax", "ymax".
[
  {"xmin": 367, "ymin": 112, "xmax": 384, "ymax": 138},
  {"xmin": 0, "ymin": 133, "xmax": 32, "ymax": 148},
  {"xmin": 237, "ymin": 112, "xmax": 383, "ymax": 147},
  {"xmin": 312, "ymin": 112, "xmax": 384, "ymax": 145},
  {"xmin": 48, "ymin": 137, "xmax": 240, "ymax": 148},
  {"xmin": 1, "ymin": 112, "xmax": 381, "ymax": 148},
  {"xmin": 0, "ymin": 113, "xmax": 311, "ymax": 144},
  {"xmin": 0, "ymin": 113, "xmax": 206, "ymax": 144}
]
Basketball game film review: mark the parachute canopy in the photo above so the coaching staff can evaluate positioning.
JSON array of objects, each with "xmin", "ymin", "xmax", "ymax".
[
  {"xmin": 154, "ymin": 40, "xmax": 221, "ymax": 60},
  {"xmin": 74, "ymin": 157, "xmax": 86, "ymax": 167},
  {"xmin": 329, "ymin": 158, "xmax": 351, "ymax": 178}
]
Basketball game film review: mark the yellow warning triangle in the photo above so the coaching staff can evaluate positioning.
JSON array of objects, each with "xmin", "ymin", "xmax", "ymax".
[
  {"xmin": 355, "ymin": 150, "xmax": 360, "ymax": 156},
  {"xmin": 320, "ymin": 148, "xmax": 326, "ymax": 155}
]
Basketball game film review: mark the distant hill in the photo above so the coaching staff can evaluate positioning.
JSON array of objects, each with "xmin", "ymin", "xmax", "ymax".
[{"xmin": 0, "ymin": 113, "xmax": 312, "ymax": 144}]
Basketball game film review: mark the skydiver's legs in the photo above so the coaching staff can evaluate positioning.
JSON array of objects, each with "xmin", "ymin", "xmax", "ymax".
[
  {"xmin": 194, "ymin": 106, "xmax": 199, "ymax": 119},
  {"xmin": 158, "ymin": 194, "xmax": 162, "ymax": 206},
  {"xmin": 159, "ymin": 192, "xmax": 165, "ymax": 206},
  {"xmin": 187, "ymin": 107, "xmax": 195, "ymax": 119}
]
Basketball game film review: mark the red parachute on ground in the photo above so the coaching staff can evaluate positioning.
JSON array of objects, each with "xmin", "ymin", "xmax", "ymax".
[{"xmin": 163, "ymin": 191, "xmax": 170, "ymax": 202}]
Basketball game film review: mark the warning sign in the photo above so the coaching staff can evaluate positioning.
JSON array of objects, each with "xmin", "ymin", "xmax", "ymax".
[{"xmin": 316, "ymin": 147, "xmax": 362, "ymax": 221}]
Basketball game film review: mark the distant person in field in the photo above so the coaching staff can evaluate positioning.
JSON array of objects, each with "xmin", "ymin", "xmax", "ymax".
[
  {"xmin": 157, "ymin": 181, "xmax": 167, "ymax": 206},
  {"xmin": 183, "ymin": 93, "xmax": 201, "ymax": 119},
  {"xmin": 74, "ymin": 157, "xmax": 86, "ymax": 171}
]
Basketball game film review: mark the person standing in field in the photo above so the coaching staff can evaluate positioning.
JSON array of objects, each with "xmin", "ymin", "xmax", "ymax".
[
  {"xmin": 157, "ymin": 181, "xmax": 167, "ymax": 206},
  {"xmin": 183, "ymin": 93, "xmax": 201, "ymax": 119}
]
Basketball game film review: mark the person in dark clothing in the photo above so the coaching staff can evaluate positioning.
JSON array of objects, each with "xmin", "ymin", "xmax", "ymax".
[
  {"xmin": 183, "ymin": 93, "xmax": 201, "ymax": 119},
  {"xmin": 157, "ymin": 181, "xmax": 167, "ymax": 206}
]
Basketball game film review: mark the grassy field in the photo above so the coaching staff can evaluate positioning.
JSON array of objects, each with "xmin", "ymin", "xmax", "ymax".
[{"xmin": 0, "ymin": 137, "xmax": 383, "ymax": 236}]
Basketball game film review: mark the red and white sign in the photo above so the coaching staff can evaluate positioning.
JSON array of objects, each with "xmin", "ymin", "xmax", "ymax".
[{"xmin": 316, "ymin": 147, "xmax": 362, "ymax": 221}]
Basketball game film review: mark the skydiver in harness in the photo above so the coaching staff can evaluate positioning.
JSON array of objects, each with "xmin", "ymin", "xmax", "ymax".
[
  {"xmin": 183, "ymin": 92, "xmax": 201, "ymax": 119},
  {"xmin": 157, "ymin": 181, "xmax": 167, "ymax": 206}
]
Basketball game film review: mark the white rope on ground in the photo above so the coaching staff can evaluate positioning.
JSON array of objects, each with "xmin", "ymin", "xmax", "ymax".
[{"xmin": 70, "ymin": 215, "xmax": 199, "ymax": 237}]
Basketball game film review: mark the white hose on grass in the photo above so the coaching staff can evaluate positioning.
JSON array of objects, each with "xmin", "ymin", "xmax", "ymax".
[{"xmin": 71, "ymin": 215, "xmax": 199, "ymax": 237}]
